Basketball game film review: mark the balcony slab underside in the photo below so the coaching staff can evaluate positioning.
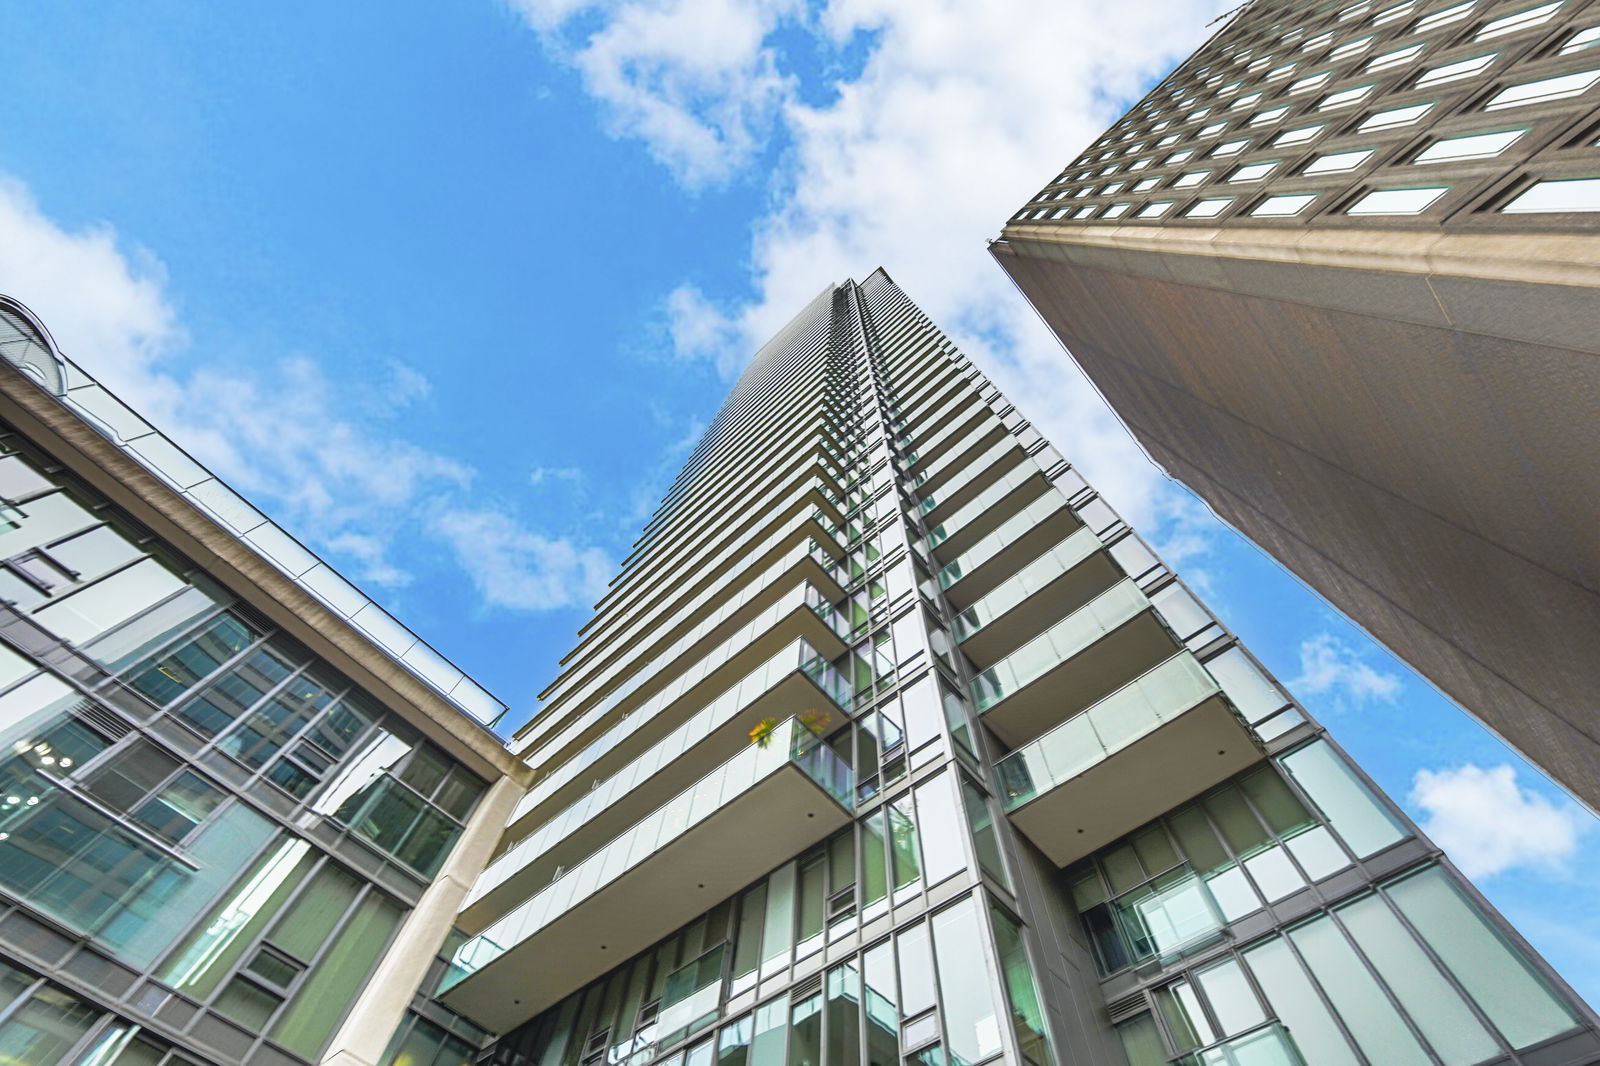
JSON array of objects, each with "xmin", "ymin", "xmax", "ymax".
[
  {"xmin": 928, "ymin": 472, "xmax": 1049, "ymax": 561},
  {"xmin": 1009, "ymin": 694, "xmax": 1263, "ymax": 867},
  {"xmin": 464, "ymin": 668, "xmax": 842, "ymax": 927},
  {"xmin": 443, "ymin": 764, "xmax": 851, "ymax": 1034},
  {"xmin": 981, "ymin": 611, "xmax": 1179, "ymax": 749},
  {"xmin": 959, "ymin": 551, "xmax": 1123, "ymax": 668}
]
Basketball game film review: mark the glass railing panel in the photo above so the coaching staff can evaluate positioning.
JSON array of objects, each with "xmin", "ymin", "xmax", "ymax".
[
  {"xmin": 1111, "ymin": 866, "xmax": 1226, "ymax": 964},
  {"xmin": 997, "ymin": 654, "xmax": 1221, "ymax": 810},
  {"xmin": 954, "ymin": 527, "xmax": 1108, "ymax": 641},
  {"xmin": 971, "ymin": 579, "xmax": 1150, "ymax": 711},
  {"xmin": 925, "ymin": 461, "xmax": 1046, "ymax": 549},
  {"xmin": 933, "ymin": 493, "xmax": 1074, "ymax": 589},
  {"xmin": 1179, "ymin": 1022, "xmax": 1306, "ymax": 1066},
  {"xmin": 914, "ymin": 420, "xmax": 1004, "ymax": 490},
  {"xmin": 486, "ymin": 641, "xmax": 850, "ymax": 893},
  {"xmin": 916, "ymin": 439, "xmax": 1019, "ymax": 515},
  {"xmin": 445, "ymin": 718, "xmax": 850, "ymax": 991}
]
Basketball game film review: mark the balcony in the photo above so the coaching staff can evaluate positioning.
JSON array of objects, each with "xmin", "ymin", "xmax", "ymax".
[
  {"xmin": 997, "ymin": 654, "xmax": 1263, "ymax": 866},
  {"xmin": 917, "ymin": 440, "xmax": 1027, "ymax": 526},
  {"xmin": 1179, "ymin": 1023, "xmax": 1306, "ymax": 1066},
  {"xmin": 953, "ymin": 528, "xmax": 1123, "ymax": 667},
  {"xmin": 1081, "ymin": 865, "xmax": 1226, "ymax": 974},
  {"xmin": 925, "ymin": 461, "xmax": 1052, "ymax": 560},
  {"xmin": 442, "ymin": 718, "xmax": 853, "ymax": 1033},
  {"xmin": 934, "ymin": 495, "xmax": 1084, "ymax": 609},
  {"xmin": 469, "ymin": 642, "xmax": 852, "ymax": 925},
  {"xmin": 971, "ymin": 579, "xmax": 1182, "ymax": 748}
]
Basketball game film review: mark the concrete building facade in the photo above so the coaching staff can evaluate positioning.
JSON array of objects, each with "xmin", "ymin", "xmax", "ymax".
[
  {"xmin": 439, "ymin": 272, "xmax": 1599, "ymax": 1066},
  {"xmin": 990, "ymin": 0, "xmax": 1600, "ymax": 810}
]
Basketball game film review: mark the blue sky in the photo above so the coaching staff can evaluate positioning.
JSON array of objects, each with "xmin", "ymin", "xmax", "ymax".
[{"xmin": 3, "ymin": 0, "xmax": 1598, "ymax": 1004}]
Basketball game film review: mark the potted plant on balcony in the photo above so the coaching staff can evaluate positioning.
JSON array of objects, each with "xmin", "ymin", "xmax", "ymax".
[{"xmin": 749, "ymin": 710, "xmax": 832, "ymax": 749}]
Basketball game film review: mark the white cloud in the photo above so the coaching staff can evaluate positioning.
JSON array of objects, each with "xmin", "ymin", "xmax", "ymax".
[
  {"xmin": 526, "ymin": 0, "xmax": 1235, "ymax": 538},
  {"xmin": 1289, "ymin": 632, "xmax": 1404, "ymax": 707},
  {"xmin": 1411, "ymin": 763, "xmax": 1587, "ymax": 878},
  {"xmin": 431, "ymin": 506, "xmax": 613, "ymax": 611},
  {"xmin": 0, "ymin": 172, "xmax": 612, "ymax": 614},
  {"xmin": 530, "ymin": 465, "xmax": 584, "ymax": 486},
  {"xmin": 507, "ymin": 0, "xmax": 801, "ymax": 187}
]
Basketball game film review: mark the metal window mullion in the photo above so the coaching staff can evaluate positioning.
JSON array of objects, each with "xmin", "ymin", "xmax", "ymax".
[{"xmin": 1273, "ymin": 919, "xmax": 1378, "ymax": 1066}]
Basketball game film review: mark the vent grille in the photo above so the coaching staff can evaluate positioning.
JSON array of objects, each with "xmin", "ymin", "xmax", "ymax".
[
  {"xmin": 791, "ymin": 974, "xmax": 823, "ymax": 1000},
  {"xmin": 73, "ymin": 699, "xmax": 134, "ymax": 741},
  {"xmin": 1105, "ymin": 992, "xmax": 1147, "ymax": 1023}
]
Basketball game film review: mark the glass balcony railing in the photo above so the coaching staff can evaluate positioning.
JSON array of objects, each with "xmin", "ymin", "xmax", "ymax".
[
  {"xmin": 513, "ymin": 637, "xmax": 852, "ymax": 829},
  {"xmin": 443, "ymin": 717, "xmax": 853, "ymax": 992},
  {"xmin": 1179, "ymin": 1023, "xmax": 1306, "ymax": 1066},
  {"xmin": 1102, "ymin": 865, "xmax": 1226, "ymax": 967},
  {"xmin": 971, "ymin": 579, "xmax": 1152, "ymax": 712},
  {"xmin": 997, "ymin": 654, "xmax": 1222, "ymax": 810},
  {"xmin": 925, "ymin": 461, "xmax": 1046, "ymax": 550},
  {"xmin": 953, "ymin": 527, "xmax": 1108, "ymax": 641},
  {"xmin": 910, "ymin": 418, "xmax": 1004, "ymax": 490},
  {"xmin": 479, "ymin": 638, "xmax": 851, "ymax": 899},
  {"xmin": 934, "ymin": 493, "xmax": 1077, "ymax": 589},
  {"xmin": 531, "ymin": 521, "xmax": 844, "ymax": 728},
  {"xmin": 915, "ymin": 438, "xmax": 1020, "ymax": 516}
]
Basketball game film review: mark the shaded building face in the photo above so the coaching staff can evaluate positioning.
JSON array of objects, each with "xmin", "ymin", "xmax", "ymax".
[
  {"xmin": 992, "ymin": 0, "xmax": 1600, "ymax": 811},
  {"xmin": 440, "ymin": 271, "xmax": 1599, "ymax": 1066}
]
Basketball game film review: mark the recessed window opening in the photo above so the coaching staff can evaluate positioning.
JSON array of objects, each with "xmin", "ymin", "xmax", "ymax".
[
  {"xmin": 1476, "ymin": 0, "xmax": 1562, "ymax": 39},
  {"xmin": 1415, "ymin": 53, "xmax": 1497, "ymax": 87},
  {"xmin": 1413, "ymin": 127, "xmax": 1526, "ymax": 162},
  {"xmin": 1252, "ymin": 193, "xmax": 1318, "ymax": 215},
  {"xmin": 1319, "ymin": 84, "xmax": 1377, "ymax": 109},
  {"xmin": 1227, "ymin": 161, "xmax": 1280, "ymax": 182},
  {"xmin": 1136, "ymin": 201, "xmax": 1175, "ymax": 218},
  {"xmin": 1212, "ymin": 138, "xmax": 1251, "ymax": 156},
  {"xmin": 1484, "ymin": 68, "xmax": 1600, "ymax": 108},
  {"xmin": 1274, "ymin": 123, "xmax": 1327, "ymax": 145},
  {"xmin": 1174, "ymin": 170, "xmax": 1212, "ymax": 187},
  {"xmin": 1366, "ymin": 43, "xmax": 1425, "ymax": 71},
  {"xmin": 1347, "ymin": 186, "xmax": 1450, "ymax": 214},
  {"xmin": 1303, "ymin": 148, "xmax": 1376, "ymax": 173},
  {"xmin": 1416, "ymin": 0, "xmax": 1475, "ymax": 30},
  {"xmin": 1559, "ymin": 25, "xmax": 1600, "ymax": 53},
  {"xmin": 1358, "ymin": 101, "xmax": 1434, "ymax": 129},
  {"xmin": 1185, "ymin": 197, "xmax": 1235, "ymax": 217},
  {"xmin": 1502, "ymin": 176, "xmax": 1600, "ymax": 212}
]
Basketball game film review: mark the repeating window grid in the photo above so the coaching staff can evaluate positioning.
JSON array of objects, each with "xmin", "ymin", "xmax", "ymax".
[{"xmin": 1004, "ymin": 0, "xmax": 1600, "ymax": 229}]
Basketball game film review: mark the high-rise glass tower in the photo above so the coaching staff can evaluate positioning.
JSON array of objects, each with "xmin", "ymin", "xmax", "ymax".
[
  {"xmin": 990, "ymin": 0, "xmax": 1600, "ymax": 810},
  {"xmin": 440, "ymin": 271, "xmax": 1599, "ymax": 1066}
]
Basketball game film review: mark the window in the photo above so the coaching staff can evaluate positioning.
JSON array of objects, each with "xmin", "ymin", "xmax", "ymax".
[
  {"xmin": 1484, "ymin": 68, "xmax": 1600, "ymax": 109},
  {"xmin": 1416, "ymin": 0, "xmax": 1475, "ymax": 30},
  {"xmin": 1230, "ymin": 92, "xmax": 1264, "ymax": 110},
  {"xmin": 1559, "ymin": 25, "xmax": 1600, "ymax": 53},
  {"xmin": 1279, "ymin": 739, "xmax": 1405, "ymax": 856},
  {"xmin": 989, "ymin": 907, "xmax": 1052, "ymax": 1066},
  {"xmin": 1211, "ymin": 138, "xmax": 1250, "ymax": 156},
  {"xmin": 1330, "ymin": 34, "xmax": 1375, "ymax": 58},
  {"xmin": 1132, "ymin": 177, "xmax": 1161, "ymax": 192},
  {"xmin": 1249, "ymin": 105, "xmax": 1290, "ymax": 125},
  {"xmin": 1371, "ymin": 0, "xmax": 1417, "ymax": 24},
  {"xmin": 1303, "ymin": 148, "xmax": 1375, "ymax": 173},
  {"xmin": 1318, "ymin": 83, "xmax": 1376, "ymax": 109},
  {"xmin": 1164, "ymin": 149, "xmax": 1196, "ymax": 164},
  {"xmin": 1073, "ymin": 206, "xmax": 1098, "ymax": 218},
  {"xmin": 1476, "ymin": 0, "xmax": 1562, "ymax": 39},
  {"xmin": 1135, "ymin": 201, "xmax": 1175, "ymax": 218},
  {"xmin": 1273, "ymin": 122, "xmax": 1326, "ymax": 145},
  {"xmin": 1184, "ymin": 197, "xmax": 1234, "ymax": 217},
  {"xmin": 1174, "ymin": 170, "xmax": 1211, "ymax": 187},
  {"xmin": 1358, "ymin": 101, "xmax": 1434, "ymax": 129},
  {"xmin": 1414, "ymin": 127, "xmax": 1525, "ymax": 162},
  {"xmin": 930, "ymin": 899, "xmax": 1004, "ymax": 1066},
  {"xmin": 1346, "ymin": 185, "xmax": 1450, "ymax": 214},
  {"xmin": 1502, "ymin": 176, "xmax": 1600, "ymax": 212},
  {"xmin": 1302, "ymin": 30, "xmax": 1335, "ymax": 51},
  {"xmin": 1415, "ymin": 53, "xmax": 1497, "ymax": 87},
  {"xmin": 1288, "ymin": 70, "xmax": 1333, "ymax": 94},
  {"xmin": 1101, "ymin": 182, "xmax": 1125, "ymax": 193},
  {"xmin": 1366, "ymin": 43, "xmax": 1425, "ymax": 71},
  {"xmin": 1251, "ymin": 193, "xmax": 1318, "ymax": 216},
  {"xmin": 1199, "ymin": 121, "xmax": 1229, "ymax": 136},
  {"xmin": 1103, "ymin": 203, "xmax": 1132, "ymax": 218},
  {"xmin": 1266, "ymin": 62, "xmax": 1297, "ymax": 79},
  {"xmin": 325, "ymin": 740, "xmax": 485, "ymax": 877},
  {"xmin": 1226, "ymin": 161, "xmax": 1278, "ymax": 182}
]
